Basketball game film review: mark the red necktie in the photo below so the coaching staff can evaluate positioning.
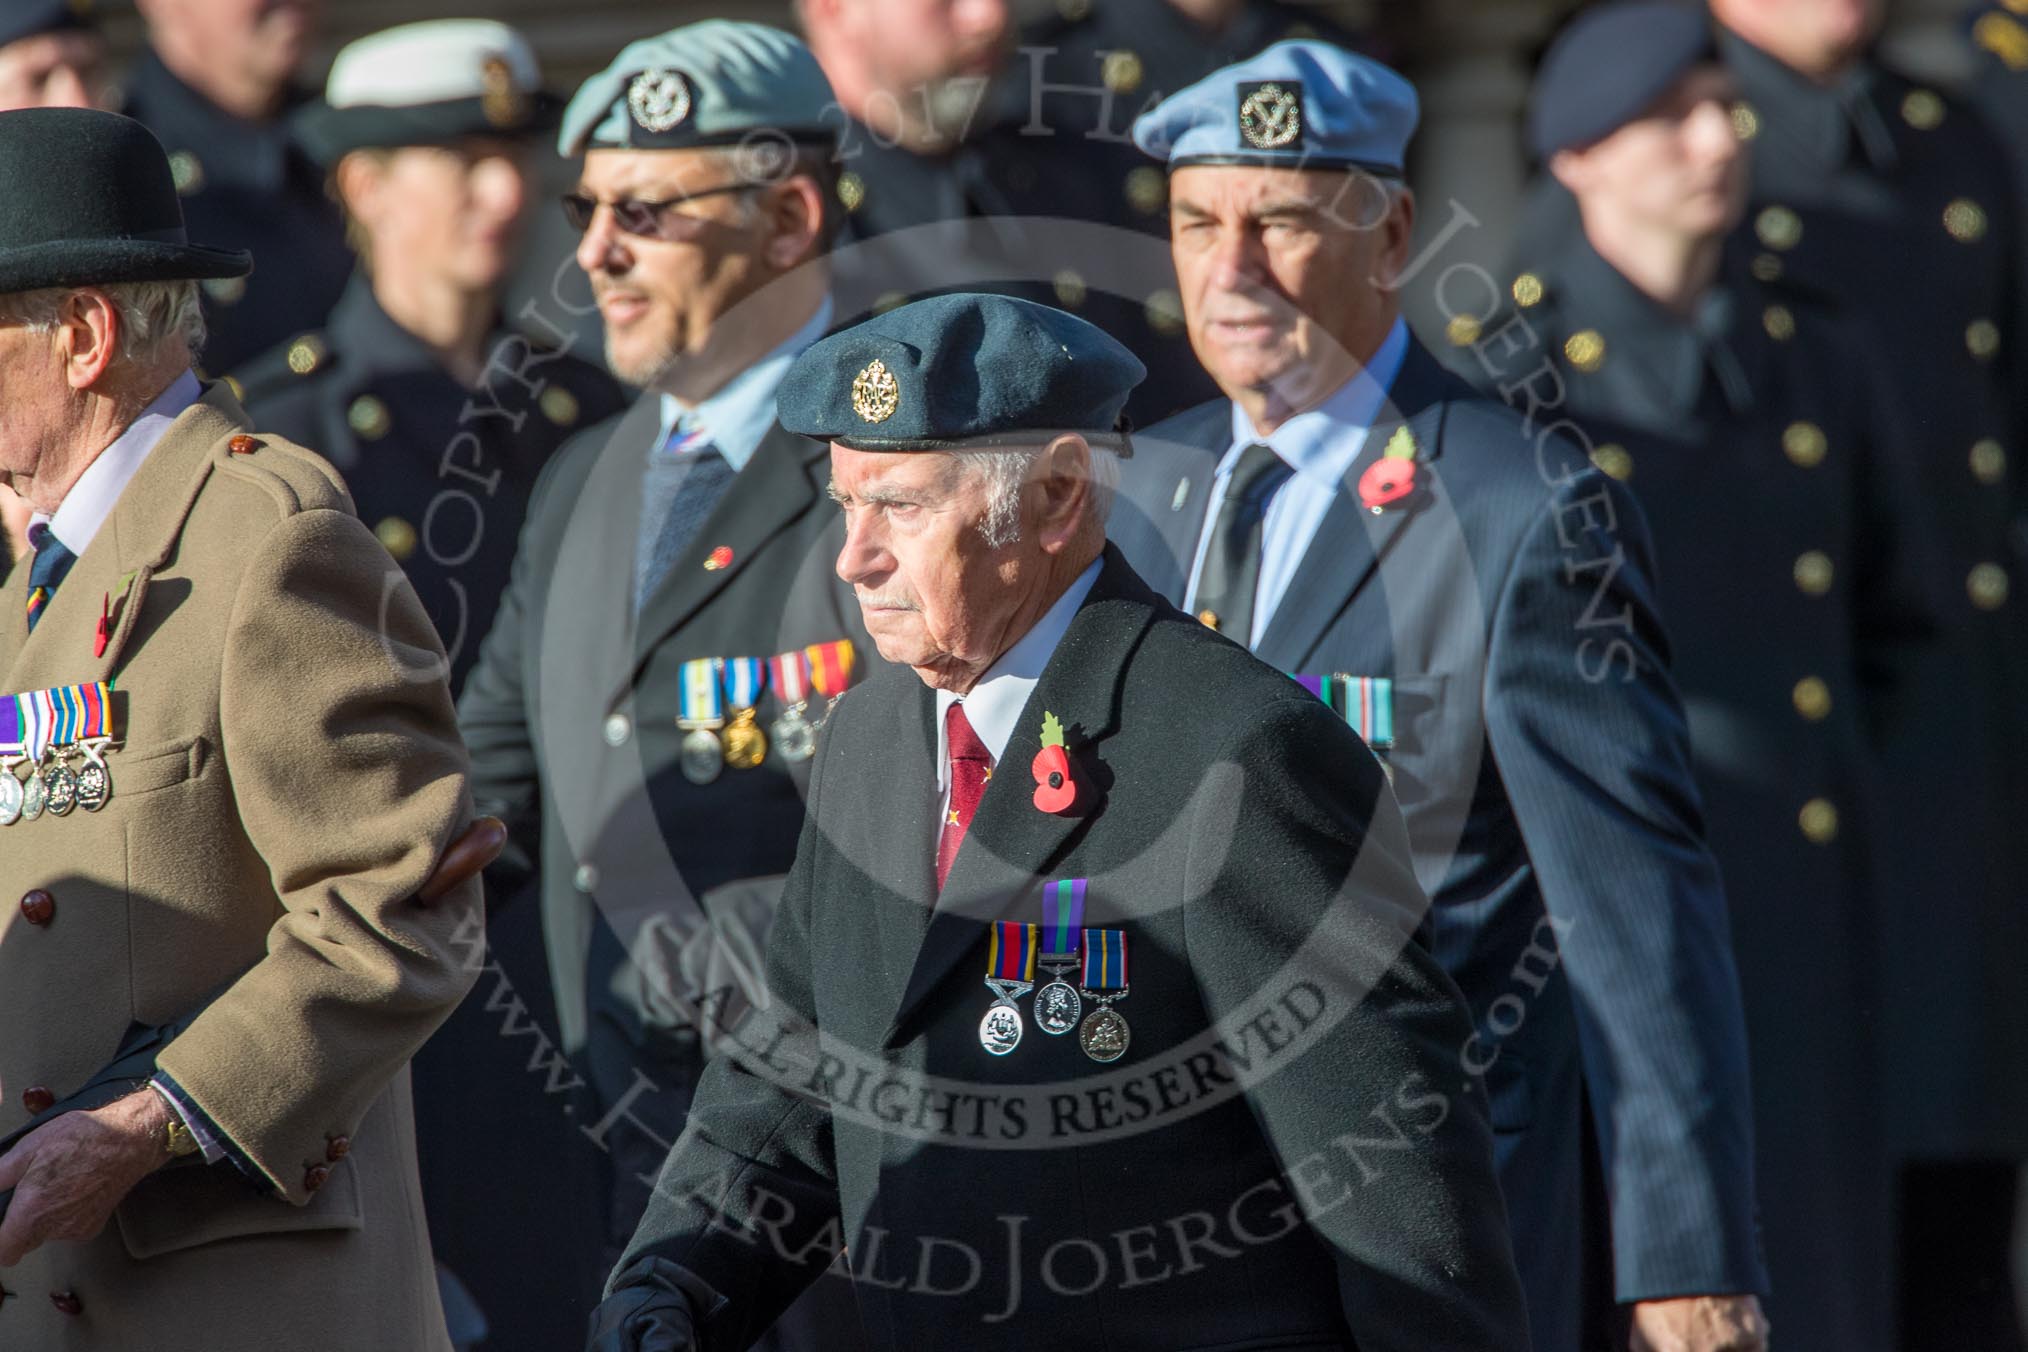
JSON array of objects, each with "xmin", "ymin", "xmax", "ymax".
[{"xmin": 936, "ymin": 702, "xmax": 994, "ymax": 890}]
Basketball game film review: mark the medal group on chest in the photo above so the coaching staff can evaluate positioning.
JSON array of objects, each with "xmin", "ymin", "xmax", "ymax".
[
  {"xmin": 1, "ymin": 682, "xmax": 119, "ymax": 827},
  {"xmin": 980, "ymin": 878, "xmax": 1132, "ymax": 1064},
  {"xmin": 673, "ymin": 640, "xmax": 856, "ymax": 785}
]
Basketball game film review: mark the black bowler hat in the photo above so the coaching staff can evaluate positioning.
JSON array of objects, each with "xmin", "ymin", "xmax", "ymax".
[
  {"xmin": 0, "ymin": 108, "xmax": 252, "ymax": 295},
  {"xmin": 295, "ymin": 20, "xmax": 558, "ymax": 168},
  {"xmin": 0, "ymin": 0, "xmax": 94, "ymax": 51},
  {"xmin": 1528, "ymin": 0, "xmax": 1718, "ymax": 159}
]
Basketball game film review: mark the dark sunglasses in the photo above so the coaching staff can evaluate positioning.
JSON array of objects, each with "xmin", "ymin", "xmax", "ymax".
[{"xmin": 559, "ymin": 182, "xmax": 762, "ymax": 240}]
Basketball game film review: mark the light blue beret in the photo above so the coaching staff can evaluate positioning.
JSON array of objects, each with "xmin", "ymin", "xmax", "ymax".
[
  {"xmin": 559, "ymin": 20, "xmax": 836, "ymax": 156},
  {"xmin": 1131, "ymin": 40, "xmax": 1420, "ymax": 176}
]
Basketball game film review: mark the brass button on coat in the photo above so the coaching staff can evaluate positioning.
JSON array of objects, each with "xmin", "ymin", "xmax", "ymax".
[
  {"xmin": 22, "ymin": 1086, "xmax": 54, "ymax": 1115},
  {"xmin": 326, "ymin": 1134, "xmax": 351, "ymax": 1162},
  {"xmin": 1792, "ymin": 677, "xmax": 1832, "ymax": 721},
  {"xmin": 1794, "ymin": 550, "xmax": 1835, "ymax": 595},
  {"xmin": 303, "ymin": 1164, "xmax": 331, "ymax": 1193},
  {"xmin": 1799, "ymin": 798, "xmax": 1840, "ymax": 844}
]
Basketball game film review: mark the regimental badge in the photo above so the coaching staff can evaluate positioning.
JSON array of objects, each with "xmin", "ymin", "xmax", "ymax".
[
  {"xmin": 481, "ymin": 55, "xmax": 526, "ymax": 129},
  {"xmin": 627, "ymin": 69, "xmax": 693, "ymax": 135},
  {"xmin": 1237, "ymin": 80, "xmax": 1303, "ymax": 151},
  {"xmin": 851, "ymin": 359, "xmax": 900, "ymax": 423}
]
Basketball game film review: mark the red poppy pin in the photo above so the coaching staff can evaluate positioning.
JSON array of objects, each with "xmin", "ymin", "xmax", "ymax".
[
  {"xmin": 1031, "ymin": 711, "xmax": 1080, "ymax": 814},
  {"xmin": 1358, "ymin": 427, "xmax": 1421, "ymax": 514}
]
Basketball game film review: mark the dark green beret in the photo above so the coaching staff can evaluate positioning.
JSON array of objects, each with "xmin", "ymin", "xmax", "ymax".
[{"xmin": 777, "ymin": 294, "xmax": 1146, "ymax": 453}]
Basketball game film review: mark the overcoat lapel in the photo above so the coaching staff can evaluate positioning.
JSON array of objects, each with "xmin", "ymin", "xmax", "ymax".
[
  {"xmin": 2, "ymin": 386, "xmax": 244, "ymax": 694},
  {"xmin": 1252, "ymin": 340, "xmax": 1456, "ymax": 672},
  {"xmin": 882, "ymin": 545, "xmax": 1154, "ymax": 1048}
]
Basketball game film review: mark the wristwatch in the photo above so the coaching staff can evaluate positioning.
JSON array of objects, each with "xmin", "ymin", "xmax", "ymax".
[{"xmin": 148, "ymin": 1084, "xmax": 201, "ymax": 1158}]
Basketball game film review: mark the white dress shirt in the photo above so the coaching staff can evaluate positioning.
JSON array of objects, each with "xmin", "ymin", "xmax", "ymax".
[
  {"xmin": 30, "ymin": 369, "xmax": 202, "ymax": 556},
  {"xmin": 933, "ymin": 557, "xmax": 1103, "ymax": 829},
  {"xmin": 1183, "ymin": 318, "xmax": 1410, "ymax": 647}
]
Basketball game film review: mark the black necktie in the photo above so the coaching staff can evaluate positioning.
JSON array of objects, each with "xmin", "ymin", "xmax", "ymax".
[{"xmin": 1193, "ymin": 442, "xmax": 1294, "ymax": 643}]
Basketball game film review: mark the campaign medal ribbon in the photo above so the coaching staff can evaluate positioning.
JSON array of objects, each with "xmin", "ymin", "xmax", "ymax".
[
  {"xmin": 0, "ymin": 694, "xmax": 26, "ymax": 827},
  {"xmin": 39, "ymin": 687, "xmax": 81, "ymax": 817},
  {"xmin": 1078, "ymin": 928, "xmax": 1131, "ymax": 1063},
  {"xmin": 980, "ymin": 921, "xmax": 1038, "ymax": 1057},
  {"xmin": 768, "ymin": 648, "xmax": 817, "ymax": 763},
  {"xmin": 0, "ymin": 683, "xmax": 114, "ymax": 824},
  {"xmin": 806, "ymin": 639, "xmax": 856, "ymax": 721},
  {"xmin": 1034, "ymin": 878, "xmax": 1087, "ymax": 1035},
  {"xmin": 718, "ymin": 656, "xmax": 769, "ymax": 771},
  {"xmin": 676, "ymin": 658, "xmax": 726, "ymax": 784},
  {"xmin": 1292, "ymin": 674, "xmax": 1395, "ymax": 752}
]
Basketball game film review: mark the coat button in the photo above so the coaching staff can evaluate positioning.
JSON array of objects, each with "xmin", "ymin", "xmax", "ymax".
[
  {"xmin": 228, "ymin": 434, "xmax": 258, "ymax": 455},
  {"xmin": 1197, "ymin": 609, "xmax": 1219, "ymax": 630},
  {"xmin": 1970, "ymin": 440, "xmax": 2007, "ymax": 485},
  {"xmin": 573, "ymin": 863, "xmax": 599, "ymax": 894},
  {"xmin": 1968, "ymin": 563, "xmax": 2010, "ymax": 610},
  {"xmin": 325, "ymin": 1134, "xmax": 351, "ymax": 1162},
  {"xmin": 1793, "ymin": 550, "xmax": 1835, "ymax": 596},
  {"xmin": 602, "ymin": 713, "xmax": 631, "ymax": 747},
  {"xmin": 1782, "ymin": 422, "xmax": 1827, "ymax": 468},
  {"xmin": 303, "ymin": 1164, "xmax": 331, "ymax": 1193},
  {"xmin": 19, "ymin": 890, "xmax": 54, "ymax": 926},
  {"xmin": 1792, "ymin": 677, "xmax": 1832, "ymax": 722},
  {"xmin": 1799, "ymin": 797, "xmax": 1840, "ymax": 845},
  {"xmin": 49, "ymin": 1291, "xmax": 82, "ymax": 1316},
  {"xmin": 22, "ymin": 1086, "xmax": 54, "ymax": 1115}
]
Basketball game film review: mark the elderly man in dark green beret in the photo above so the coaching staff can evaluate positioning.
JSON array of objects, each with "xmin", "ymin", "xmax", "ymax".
[{"xmin": 587, "ymin": 291, "xmax": 1527, "ymax": 1352}]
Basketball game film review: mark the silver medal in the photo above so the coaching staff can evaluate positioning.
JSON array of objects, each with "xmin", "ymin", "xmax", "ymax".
[
  {"xmin": 20, "ymin": 769, "xmax": 45, "ymax": 822},
  {"xmin": 76, "ymin": 760, "xmax": 111, "ymax": 812},
  {"xmin": 0, "ymin": 772, "xmax": 22, "ymax": 826},
  {"xmin": 679, "ymin": 727, "xmax": 724, "ymax": 785},
  {"xmin": 979, "ymin": 1001, "xmax": 1025, "ymax": 1056},
  {"xmin": 43, "ymin": 762, "xmax": 77, "ymax": 816},
  {"xmin": 1078, "ymin": 1005, "xmax": 1131, "ymax": 1063},
  {"xmin": 771, "ymin": 706, "xmax": 816, "ymax": 763},
  {"xmin": 1034, "ymin": 978, "xmax": 1082, "ymax": 1036}
]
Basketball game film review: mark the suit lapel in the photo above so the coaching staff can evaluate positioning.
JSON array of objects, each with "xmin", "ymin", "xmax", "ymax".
[
  {"xmin": 883, "ymin": 546, "xmax": 1155, "ymax": 1047},
  {"xmin": 1253, "ymin": 340, "xmax": 1455, "ymax": 672},
  {"xmin": 2, "ymin": 387, "xmax": 239, "ymax": 694},
  {"xmin": 1129, "ymin": 400, "xmax": 1227, "ymax": 602},
  {"xmin": 624, "ymin": 423, "xmax": 826, "ymax": 694}
]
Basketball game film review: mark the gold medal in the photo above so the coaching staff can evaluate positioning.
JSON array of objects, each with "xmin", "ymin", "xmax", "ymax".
[{"xmin": 723, "ymin": 707, "xmax": 768, "ymax": 770}]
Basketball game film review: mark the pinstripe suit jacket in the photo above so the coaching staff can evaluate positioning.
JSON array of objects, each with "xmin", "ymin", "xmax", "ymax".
[{"xmin": 1111, "ymin": 338, "xmax": 1767, "ymax": 1342}]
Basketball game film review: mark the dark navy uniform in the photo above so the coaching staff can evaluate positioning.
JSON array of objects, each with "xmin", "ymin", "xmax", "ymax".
[
  {"xmin": 234, "ymin": 276, "xmax": 624, "ymax": 695},
  {"xmin": 118, "ymin": 50, "xmax": 352, "ymax": 375},
  {"xmin": 1470, "ymin": 232, "xmax": 1941, "ymax": 1350}
]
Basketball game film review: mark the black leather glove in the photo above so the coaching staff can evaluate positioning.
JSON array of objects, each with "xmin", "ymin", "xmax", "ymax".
[
  {"xmin": 585, "ymin": 1256, "xmax": 721, "ymax": 1352},
  {"xmin": 585, "ymin": 1285, "xmax": 696, "ymax": 1352}
]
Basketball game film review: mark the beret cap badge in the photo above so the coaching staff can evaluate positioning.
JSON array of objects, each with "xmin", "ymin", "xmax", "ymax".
[
  {"xmin": 1237, "ymin": 80, "xmax": 1302, "ymax": 150},
  {"xmin": 480, "ymin": 55, "xmax": 525, "ymax": 129},
  {"xmin": 627, "ymin": 69, "xmax": 693, "ymax": 134},
  {"xmin": 851, "ymin": 359, "xmax": 900, "ymax": 423}
]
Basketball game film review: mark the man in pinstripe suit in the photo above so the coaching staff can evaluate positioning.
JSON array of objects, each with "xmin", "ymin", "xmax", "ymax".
[{"xmin": 1110, "ymin": 40, "xmax": 1768, "ymax": 1352}]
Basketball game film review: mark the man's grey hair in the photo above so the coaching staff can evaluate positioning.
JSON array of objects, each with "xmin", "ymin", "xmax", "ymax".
[
  {"xmin": 0, "ymin": 279, "xmax": 208, "ymax": 365},
  {"xmin": 952, "ymin": 441, "xmax": 1122, "ymax": 549}
]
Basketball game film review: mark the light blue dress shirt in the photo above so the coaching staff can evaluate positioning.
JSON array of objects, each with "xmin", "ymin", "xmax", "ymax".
[
  {"xmin": 652, "ymin": 295, "xmax": 834, "ymax": 472},
  {"xmin": 1184, "ymin": 317, "xmax": 1410, "ymax": 648}
]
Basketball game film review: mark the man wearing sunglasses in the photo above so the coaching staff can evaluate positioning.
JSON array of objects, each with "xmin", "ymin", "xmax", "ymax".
[{"xmin": 458, "ymin": 22, "xmax": 868, "ymax": 1349}]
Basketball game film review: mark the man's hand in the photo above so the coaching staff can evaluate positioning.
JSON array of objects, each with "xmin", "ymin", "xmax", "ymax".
[
  {"xmin": 1631, "ymin": 1294, "xmax": 1770, "ymax": 1352},
  {"xmin": 0, "ymin": 1089, "xmax": 172, "ymax": 1266}
]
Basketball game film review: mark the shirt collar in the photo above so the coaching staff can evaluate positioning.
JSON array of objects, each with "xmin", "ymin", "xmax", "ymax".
[
  {"xmin": 935, "ymin": 556, "xmax": 1103, "ymax": 784},
  {"xmin": 35, "ymin": 370, "xmax": 202, "ymax": 556},
  {"xmin": 1225, "ymin": 316, "xmax": 1410, "ymax": 484},
  {"xmin": 656, "ymin": 296, "xmax": 834, "ymax": 471}
]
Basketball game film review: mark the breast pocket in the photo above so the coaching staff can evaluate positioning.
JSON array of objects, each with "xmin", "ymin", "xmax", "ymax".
[{"xmin": 114, "ymin": 735, "xmax": 209, "ymax": 798}]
